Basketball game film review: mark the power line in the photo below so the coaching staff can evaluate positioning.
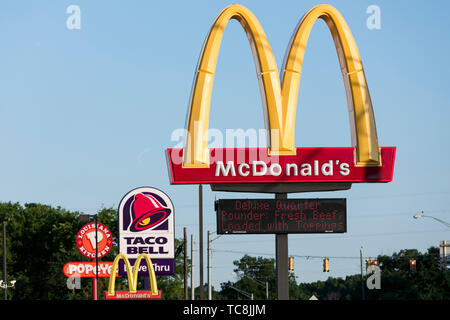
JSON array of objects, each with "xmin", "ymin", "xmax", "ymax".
[
  {"xmin": 212, "ymin": 249, "xmax": 379, "ymax": 261},
  {"xmin": 210, "ymin": 228, "xmax": 448, "ymax": 244},
  {"xmin": 174, "ymin": 191, "xmax": 450, "ymax": 208}
]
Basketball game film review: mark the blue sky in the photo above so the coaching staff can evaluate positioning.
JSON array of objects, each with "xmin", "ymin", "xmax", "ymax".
[{"xmin": 1, "ymin": 0, "xmax": 450, "ymax": 292}]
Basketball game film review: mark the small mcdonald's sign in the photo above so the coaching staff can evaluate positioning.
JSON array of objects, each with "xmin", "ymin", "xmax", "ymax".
[{"xmin": 105, "ymin": 253, "xmax": 161, "ymax": 300}]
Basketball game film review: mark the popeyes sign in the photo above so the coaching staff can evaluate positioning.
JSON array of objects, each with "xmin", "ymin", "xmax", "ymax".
[
  {"xmin": 166, "ymin": 4, "xmax": 395, "ymax": 187},
  {"xmin": 63, "ymin": 261, "xmax": 118, "ymax": 278}
]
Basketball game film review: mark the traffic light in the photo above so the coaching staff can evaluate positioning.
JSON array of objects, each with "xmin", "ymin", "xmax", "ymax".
[
  {"xmin": 323, "ymin": 258, "xmax": 330, "ymax": 272},
  {"xmin": 365, "ymin": 259, "xmax": 372, "ymax": 269},
  {"xmin": 410, "ymin": 259, "xmax": 417, "ymax": 273},
  {"xmin": 372, "ymin": 260, "xmax": 379, "ymax": 266},
  {"xmin": 289, "ymin": 257, "xmax": 294, "ymax": 271}
]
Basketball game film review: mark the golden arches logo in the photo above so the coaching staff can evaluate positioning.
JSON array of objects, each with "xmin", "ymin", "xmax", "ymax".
[
  {"xmin": 106, "ymin": 253, "xmax": 160, "ymax": 299},
  {"xmin": 184, "ymin": 4, "xmax": 380, "ymax": 168}
]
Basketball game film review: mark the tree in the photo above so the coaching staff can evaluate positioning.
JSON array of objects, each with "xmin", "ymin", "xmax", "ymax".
[
  {"xmin": 0, "ymin": 202, "xmax": 190, "ymax": 300},
  {"xmin": 295, "ymin": 247, "xmax": 450, "ymax": 300},
  {"xmin": 219, "ymin": 254, "xmax": 298, "ymax": 300},
  {"xmin": 1, "ymin": 202, "xmax": 85, "ymax": 299},
  {"xmin": 368, "ymin": 247, "xmax": 450, "ymax": 300}
]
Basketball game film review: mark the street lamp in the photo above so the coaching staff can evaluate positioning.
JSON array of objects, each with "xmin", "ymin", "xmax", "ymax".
[
  {"xmin": 413, "ymin": 212, "xmax": 450, "ymax": 228},
  {"xmin": 241, "ymin": 274, "xmax": 269, "ymax": 300},
  {"xmin": 227, "ymin": 284, "xmax": 254, "ymax": 300}
]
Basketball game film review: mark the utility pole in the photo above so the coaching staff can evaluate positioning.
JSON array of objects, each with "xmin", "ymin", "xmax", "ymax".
[
  {"xmin": 360, "ymin": 247, "xmax": 365, "ymax": 300},
  {"xmin": 191, "ymin": 234, "xmax": 195, "ymax": 300},
  {"xmin": 199, "ymin": 184, "xmax": 204, "ymax": 300},
  {"xmin": 207, "ymin": 231, "xmax": 212, "ymax": 300},
  {"xmin": 207, "ymin": 231, "xmax": 222, "ymax": 300},
  {"xmin": 184, "ymin": 227, "xmax": 188, "ymax": 300},
  {"xmin": 441, "ymin": 241, "xmax": 449, "ymax": 271},
  {"xmin": 2, "ymin": 217, "xmax": 7, "ymax": 300}
]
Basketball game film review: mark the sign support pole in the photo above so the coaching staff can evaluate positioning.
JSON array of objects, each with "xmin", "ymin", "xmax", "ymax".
[
  {"xmin": 275, "ymin": 193, "xmax": 289, "ymax": 300},
  {"xmin": 191, "ymin": 234, "xmax": 195, "ymax": 300},
  {"xmin": 94, "ymin": 215, "xmax": 98, "ymax": 301},
  {"xmin": 199, "ymin": 184, "xmax": 204, "ymax": 300},
  {"xmin": 184, "ymin": 227, "xmax": 188, "ymax": 300}
]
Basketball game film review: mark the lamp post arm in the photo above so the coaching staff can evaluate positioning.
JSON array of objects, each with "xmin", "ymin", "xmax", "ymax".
[
  {"xmin": 228, "ymin": 285, "xmax": 254, "ymax": 300},
  {"xmin": 424, "ymin": 215, "xmax": 450, "ymax": 228},
  {"xmin": 242, "ymin": 274, "xmax": 266, "ymax": 287}
]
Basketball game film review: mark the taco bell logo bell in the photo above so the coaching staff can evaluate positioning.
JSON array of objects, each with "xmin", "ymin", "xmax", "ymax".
[
  {"xmin": 128, "ymin": 193, "xmax": 171, "ymax": 232},
  {"xmin": 119, "ymin": 187, "xmax": 174, "ymax": 272}
]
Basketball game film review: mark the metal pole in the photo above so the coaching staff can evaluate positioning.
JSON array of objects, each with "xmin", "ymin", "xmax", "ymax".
[
  {"xmin": 444, "ymin": 241, "xmax": 448, "ymax": 271},
  {"xmin": 184, "ymin": 227, "xmax": 188, "ymax": 300},
  {"xmin": 191, "ymin": 234, "xmax": 195, "ymax": 300},
  {"xmin": 360, "ymin": 247, "xmax": 365, "ymax": 300},
  {"xmin": 441, "ymin": 241, "xmax": 448, "ymax": 271},
  {"xmin": 208, "ymin": 230, "xmax": 212, "ymax": 300},
  {"xmin": 275, "ymin": 193, "xmax": 289, "ymax": 300},
  {"xmin": 199, "ymin": 184, "xmax": 204, "ymax": 300},
  {"xmin": 266, "ymin": 282, "xmax": 269, "ymax": 300},
  {"xmin": 2, "ymin": 220, "xmax": 7, "ymax": 300},
  {"xmin": 94, "ymin": 215, "xmax": 98, "ymax": 301}
]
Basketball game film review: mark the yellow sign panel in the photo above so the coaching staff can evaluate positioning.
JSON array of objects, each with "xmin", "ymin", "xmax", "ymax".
[{"xmin": 183, "ymin": 4, "xmax": 380, "ymax": 168}]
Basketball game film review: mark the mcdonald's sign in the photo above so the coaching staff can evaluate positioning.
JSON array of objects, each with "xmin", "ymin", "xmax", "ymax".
[
  {"xmin": 104, "ymin": 253, "xmax": 161, "ymax": 299},
  {"xmin": 166, "ymin": 4, "xmax": 395, "ymax": 189}
]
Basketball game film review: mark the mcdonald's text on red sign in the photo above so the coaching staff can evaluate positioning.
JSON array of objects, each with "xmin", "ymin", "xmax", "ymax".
[{"xmin": 167, "ymin": 147, "xmax": 396, "ymax": 184}]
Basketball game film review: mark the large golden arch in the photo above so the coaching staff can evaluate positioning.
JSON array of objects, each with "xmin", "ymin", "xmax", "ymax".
[
  {"xmin": 107, "ymin": 253, "xmax": 159, "ymax": 296},
  {"xmin": 183, "ymin": 4, "xmax": 380, "ymax": 168}
]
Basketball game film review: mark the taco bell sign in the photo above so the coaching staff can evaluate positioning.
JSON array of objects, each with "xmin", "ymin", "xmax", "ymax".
[{"xmin": 118, "ymin": 187, "xmax": 175, "ymax": 275}]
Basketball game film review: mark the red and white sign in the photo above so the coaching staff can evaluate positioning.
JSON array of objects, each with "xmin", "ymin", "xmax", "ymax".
[
  {"xmin": 166, "ymin": 147, "xmax": 396, "ymax": 184},
  {"xmin": 76, "ymin": 222, "xmax": 113, "ymax": 259},
  {"xmin": 63, "ymin": 262, "xmax": 118, "ymax": 278}
]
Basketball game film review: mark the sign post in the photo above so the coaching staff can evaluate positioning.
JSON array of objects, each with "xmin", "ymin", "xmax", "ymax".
[
  {"xmin": 105, "ymin": 253, "xmax": 161, "ymax": 300},
  {"xmin": 165, "ymin": 3, "xmax": 395, "ymax": 300},
  {"xmin": 199, "ymin": 184, "xmax": 204, "ymax": 300},
  {"xmin": 275, "ymin": 193, "xmax": 289, "ymax": 300},
  {"xmin": 71, "ymin": 221, "xmax": 113, "ymax": 300},
  {"xmin": 118, "ymin": 187, "xmax": 175, "ymax": 276}
]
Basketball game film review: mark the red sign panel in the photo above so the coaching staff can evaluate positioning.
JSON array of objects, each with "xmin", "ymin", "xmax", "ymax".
[
  {"xmin": 104, "ymin": 290, "xmax": 161, "ymax": 300},
  {"xmin": 166, "ymin": 147, "xmax": 396, "ymax": 184}
]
